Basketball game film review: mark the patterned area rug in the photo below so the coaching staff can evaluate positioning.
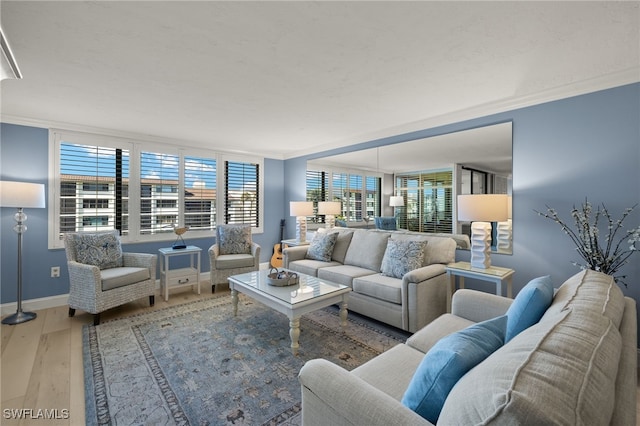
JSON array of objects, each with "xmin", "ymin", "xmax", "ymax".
[{"xmin": 83, "ymin": 294, "xmax": 409, "ymax": 425}]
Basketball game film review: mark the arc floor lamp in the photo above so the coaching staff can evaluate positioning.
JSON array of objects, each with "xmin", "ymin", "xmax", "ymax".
[{"xmin": 1, "ymin": 181, "xmax": 46, "ymax": 325}]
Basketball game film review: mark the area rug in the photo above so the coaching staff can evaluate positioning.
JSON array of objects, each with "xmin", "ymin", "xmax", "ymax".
[{"xmin": 83, "ymin": 294, "xmax": 409, "ymax": 425}]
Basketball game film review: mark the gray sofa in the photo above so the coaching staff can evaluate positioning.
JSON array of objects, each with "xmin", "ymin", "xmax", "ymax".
[
  {"xmin": 283, "ymin": 228, "xmax": 458, "ymax": 333},
  {"xmin": 298, "ymin": 270, "xmax": 637, "ymax": 425}
]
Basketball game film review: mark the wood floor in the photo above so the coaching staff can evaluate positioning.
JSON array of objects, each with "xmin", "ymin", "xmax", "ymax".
[
  {"xmin": 1, "ymin": 284, "xmax": 222, "ymax": 425},
  {"xmin": 2, "ymin": 284, "xmax": 640, "ymax": 425}
]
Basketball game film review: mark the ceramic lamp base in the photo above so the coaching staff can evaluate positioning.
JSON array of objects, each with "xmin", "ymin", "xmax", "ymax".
[
  {"xmin": 295, "ymin": 216, "xmax": 307, "ymax": 243},
  {"xmin": 470, "ymin": 221, "xmax": 491, "ymax": 269}
]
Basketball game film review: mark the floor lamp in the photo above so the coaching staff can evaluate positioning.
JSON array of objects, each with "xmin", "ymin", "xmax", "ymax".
[
  {"xmin": 1, "ymin": 181, "xmax": 45, "ymax": 325},
  {"xmin": 457, "ymin": 194, "xmax": 508, "ymax": 269}
]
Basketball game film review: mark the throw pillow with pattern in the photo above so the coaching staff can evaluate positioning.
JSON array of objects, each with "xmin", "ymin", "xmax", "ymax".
[
  {"xmin": 380, "ymin": 239, "xmax": 427, "ymax": 279},
  {"xmin": 75, "ymin": 232, "xmax": 123, "ymax": 270},
  {"xmin": 218, "ymin": 224, "xmax": 252, "ymax": 255},
  {"xmin": 306, "ymin": 232, "xmax": 338, "ymax": 262}
]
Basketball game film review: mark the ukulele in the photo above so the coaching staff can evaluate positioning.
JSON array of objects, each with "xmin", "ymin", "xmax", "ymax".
[{"xmin": 270, "ymin": 219, "xmax": 286, "ymax": 268}]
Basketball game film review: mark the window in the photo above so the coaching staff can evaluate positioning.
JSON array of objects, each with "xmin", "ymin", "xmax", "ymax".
[
  {"xmin": 306, "ymin": 166, "xmax": 381, "ymax": 224},
  {"xmin": 224, "ymin": 160, "xmax": 259, "ymax": 227},
  {"xmin": 306, "ymin": 170, "xmax": 329, "ymax": 223},
  {"xmin": 184, "ymin": 155, "xmax": 216, "ymax": 230},
  {"xmin": 395, "ymin": 170, "xmax": 453, "ymax": 233},
  {"xmin": 58, "ymin": 141, "xmax": 130, "ymax": 235},
  {"xmin": 140, "ymin": 151, "xmax": 179, "ymax": 235},
  {"xmin": 50, "ymin": 130, "xmax": 264, "ymax": 248}
]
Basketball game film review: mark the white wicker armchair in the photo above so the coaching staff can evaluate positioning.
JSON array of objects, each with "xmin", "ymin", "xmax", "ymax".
[
  {"xmin": 64, "ymin": 230, "xmax": 156, "ymax": 325},
  {"xmin": 209, "ymin": 224, "xmax": 260, "ymax": 292}
]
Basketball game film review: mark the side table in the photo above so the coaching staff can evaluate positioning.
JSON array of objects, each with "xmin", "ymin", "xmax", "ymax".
[
  {"xmin": 446, "ymin": 261, "xmax": 514, "ymax": 312},
  {"xmin": 159, "ymin": 246, "xmax": 202, "ymax": 301}
]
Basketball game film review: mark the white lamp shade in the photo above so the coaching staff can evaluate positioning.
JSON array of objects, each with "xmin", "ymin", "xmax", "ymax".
[
  {"xmin": 0, "ymin": 181, "xmax": 45, "ymax": 208},
  {"xmin": 457, "ymin": 194, "xmax": 508, "ymax": 222},
  {"xmin": 290, "ymin": 201, "xmax": 313, "ymax": 217},
  {"xmin": 318, "ymin": 201, "xmax": 341, "ymax": 215},
  {"xmin": 389, "ymin": 195, "xmax": 404, "ymax": 207}
]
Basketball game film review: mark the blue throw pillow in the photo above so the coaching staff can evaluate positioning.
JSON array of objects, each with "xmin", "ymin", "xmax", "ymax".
[
  {"xmin": 505, "ymin": 275, "xmax": 554, "ymax": 342},
  {"xmin": 401, "ymin": 315, "xmax": 507, "ymax": 423}
]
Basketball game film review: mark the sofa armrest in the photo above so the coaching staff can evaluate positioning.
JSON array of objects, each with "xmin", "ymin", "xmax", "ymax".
[
  {"xmin": 451, "ymin": 289, "xmax": 512, "ymax": 322},
  {"xmin": 208, "ymin": 244, "xmax": 220, "ymax": 263},
  {"xmin": 250, "ymin": 242, "xmax": 261, "ymax": 264},
  {"xmin": 122, "ymin": 252, "xmax": 157, "ymax": 281},
  {"xmin": 283, "ymin": 245, "xmax": 308, "ymax": 267},
  {"xmin": 299, "ymin": 359, "xmax": 432, "ymax": 426},
  {"xmin": 403, "ymin": 263, "xmax": 446, "ymax": 283}
]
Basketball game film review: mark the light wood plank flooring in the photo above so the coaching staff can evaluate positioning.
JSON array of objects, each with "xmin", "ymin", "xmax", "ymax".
[
  {"xmin": 2, "ymin": 284, "xmax": 640, "ymax": 425},
  {"xmin": 1, "ymin": 284, "xmax": 221, "ymax": 425}
]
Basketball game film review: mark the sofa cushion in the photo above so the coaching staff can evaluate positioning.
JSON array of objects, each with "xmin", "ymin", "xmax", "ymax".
[
  {"xmin": 217, "ymin": 224, "xmax": 252, "ymax": 255},
  {"xmin": 390, "ymin": 233, "xmax": 455, "ymax": 265},
  {"xmin": 329, "ymin": 229, "xmax": 354, "ymax": 263},
  {"xmin": 405, "ymin": 313, "xmax": 475, "ymax": 354},
  {"xmin": 74, "ymin": 231, "xmax": 123, "ymax": 270},
  {"xmin": 101, "ymin": 266, "xmax": 150, "ymax": 291},
  {"xmin": 306, "ymin": 232, "xmax": 338, "ymax": 262},
  {"xmin": 318, "ymin": 265, "xmax": 377, "ymax": 287},
  {"xmin": 401, "ymin": 315, "xmax": 507, "ymax": 423},
  {"xmin": 439, "ymin": 307, "xmax": 621, "ymax": 425},
  {"xmin": 380, "ymin": 239, "xmax": 427, "ymax": 279},
  {"xmin": 352, "ymin": 343, "xmax": 425, "ymax": 401},
  {"xmin": 505, "ymin": 275, "xmax": 554, "ymax": 342},
  {"xmin": 542, "ymin": 269, "xmax": 625, "ymax": 328},
  {"xmin": 344, "ymin": 230, "xmax": 390, "ymax": 271},
  {"xmin": 288, "ymin": 259, "xmax": 341, "ymax": 277},
  {"xmin": 352, "ymin": 274, "xmax": 402, "ymax": 304}
]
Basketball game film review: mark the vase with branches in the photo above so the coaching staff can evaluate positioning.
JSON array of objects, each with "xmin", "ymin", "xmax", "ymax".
[{"xmin": 535, "ymin": 199, "xmax": 640, "ymax": 286}]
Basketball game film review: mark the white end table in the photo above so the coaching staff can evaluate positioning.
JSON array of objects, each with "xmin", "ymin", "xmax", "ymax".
[
  {"xmin": 446, "ymin": 261, "xmax": 514, "ymax": 312},
  {"xmin": 159, "ymin": 246, "xmax": 202, "ymax": 301}
]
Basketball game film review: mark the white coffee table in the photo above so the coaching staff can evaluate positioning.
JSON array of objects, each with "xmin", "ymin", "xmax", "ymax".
[{"xmin": 228, "ymin": 269, "xmax": 351, "ymax": 355}]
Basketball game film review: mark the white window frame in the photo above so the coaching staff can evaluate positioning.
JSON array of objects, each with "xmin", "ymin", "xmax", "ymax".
[{"xmin": 49, "ymin": 130, "xmax": 264, "ymax": 249}]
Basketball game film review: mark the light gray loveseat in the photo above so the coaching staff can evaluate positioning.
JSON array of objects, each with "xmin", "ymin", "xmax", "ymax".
[
  {"xmin": 283, "ymin": 228, "xmax": 457, "ymax": 333},
  {"xmin": 298, "ymin": 270, "xmax": 637, "ymax": 425}
]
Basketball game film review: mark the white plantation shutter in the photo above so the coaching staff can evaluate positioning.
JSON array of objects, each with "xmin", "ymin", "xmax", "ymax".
[
  {"xmin": 224, "ymin": 160, "xmax": 259, "ymax": 227},
  {"xmin": 184, "ymin": 156, "xmax": 217, "ymax": 231},
  {"xmin": 59, "ymin": 142, "xmax": 130, "ymax": 236},
  {"xmin": 140, "ymin": 151, "xmax": 179, "ymax": 235}
]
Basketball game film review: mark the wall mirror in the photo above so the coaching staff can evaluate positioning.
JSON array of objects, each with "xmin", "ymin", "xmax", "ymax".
[{"xmin": 307, "ymin": 121, "xmax": 513, "ymax": 254}]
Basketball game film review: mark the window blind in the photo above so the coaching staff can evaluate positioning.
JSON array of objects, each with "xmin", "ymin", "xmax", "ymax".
[
  {"xmin": 140, "ymin": 151, "xmax": 179, "ymax": 235},
  {"xmin": 224, "ymin": 160, "xmax": 259, "ymax": 227},
  {"xmin": 59, "ymin": 142, "xmax": 129, "ymax": 235},
  {"xmin": 184, "ymin": 155, "xmax": 217, "ymax": 231}
]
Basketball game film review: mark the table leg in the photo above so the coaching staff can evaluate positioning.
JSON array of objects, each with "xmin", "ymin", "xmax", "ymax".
[
  {"xmin": 339, "ymin": 299, "xmax": 348, "ymax": 330},
  {"xmin": 447, "ymin": 272, "xmax": 454, "ymax": 313},
  {"xmin": 290, "ymin": 317, "xmax": 301, "ymax": 356},
  {"xmin": 231, "ymin": 289, "xmax": 238, "ymax": 316},
  {"xmin": 506, "ymin": 276, "xmax": 513, "ymax": 298}
]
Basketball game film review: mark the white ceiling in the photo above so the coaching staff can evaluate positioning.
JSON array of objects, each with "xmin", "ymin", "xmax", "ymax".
[{"xmin": 1, "ymin": 1, "xmax": 638, "ymax": 160}]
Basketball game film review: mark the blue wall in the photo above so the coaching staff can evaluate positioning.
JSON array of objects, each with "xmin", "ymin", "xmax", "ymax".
[
  {"xmin": 2, "ymin": 83, "xmax": 639, "ymax": 337},
  {"xmin": 0, "ymin": 124, "xmax": 286, "ymax": 302}
]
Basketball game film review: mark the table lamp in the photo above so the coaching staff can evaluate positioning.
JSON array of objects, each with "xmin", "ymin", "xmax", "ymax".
[
  {"xmin": 457, "ymin": 194, "xmax": 508, "ymax": 269},
  {"xmin": 290, "ymin": 201, "xmax": 313, "ymax": 243},
  {"xmin": 318, "ymin": 201, "xmax": 341, "ymax": 229},
  {"xmin": 1, "ymin": 181, "xmax": 46, "ymax": 324}
]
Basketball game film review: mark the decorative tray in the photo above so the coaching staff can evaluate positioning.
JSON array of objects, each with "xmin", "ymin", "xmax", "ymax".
[{"xmin": 267, "ymin": 268, "xmax": 299, "ymax": 287}]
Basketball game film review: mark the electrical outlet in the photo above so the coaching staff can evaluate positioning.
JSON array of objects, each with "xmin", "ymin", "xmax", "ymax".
[{"xmin": 51, "ymin": 266, "xmax": 61, "ymax": 278}]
